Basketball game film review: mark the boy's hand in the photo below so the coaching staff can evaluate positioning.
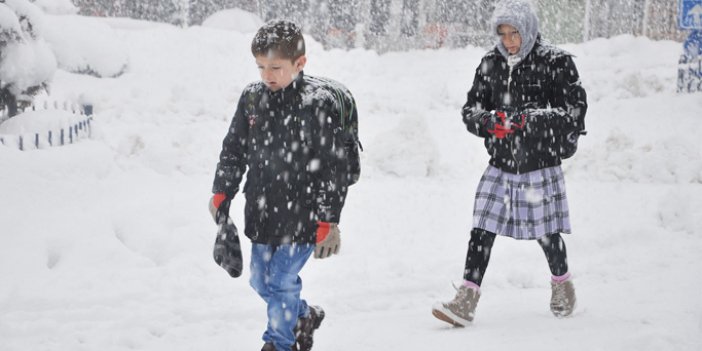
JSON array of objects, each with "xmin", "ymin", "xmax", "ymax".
[
  {"xmin": 209, "ymin": 193, "xmax": 231, "ymax": 224},
  {"xmin": 314, "ymin": 222, "xmax": 340, "ymax": 259}
]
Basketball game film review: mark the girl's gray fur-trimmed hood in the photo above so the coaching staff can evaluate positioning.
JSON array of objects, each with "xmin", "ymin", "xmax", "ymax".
[{"xmin": 492, "ymin": 0, "xmax": 539, "ymax": 61}]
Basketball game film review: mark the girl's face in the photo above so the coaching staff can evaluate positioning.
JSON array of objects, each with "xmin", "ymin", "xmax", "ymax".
[
  {"xmin": 255, "ymin": 54, "xmax": 307, "ymax": 92},
  {"xmin": 498, "ymin": 24, "xmax": 522, "ymax": 55}
]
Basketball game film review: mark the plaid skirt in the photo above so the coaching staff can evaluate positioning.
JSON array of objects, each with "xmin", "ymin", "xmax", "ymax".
[{"xmin": 472, "ymin": 165, "xmax": 572, "ymax": 240}]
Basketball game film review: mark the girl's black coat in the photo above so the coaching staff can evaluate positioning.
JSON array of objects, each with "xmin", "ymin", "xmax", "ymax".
[{"xmin": 462, "ymin": 38, "xmax": 588, "ymax": 174}]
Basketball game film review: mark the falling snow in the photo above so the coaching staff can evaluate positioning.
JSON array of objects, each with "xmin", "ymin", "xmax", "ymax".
[{"xmin": 0, "ymin": 5, "xmax": 701, "ymax": 351}]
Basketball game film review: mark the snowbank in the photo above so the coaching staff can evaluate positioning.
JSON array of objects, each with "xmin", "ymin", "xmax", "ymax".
[
  {"xmin": 42, "ymin": 15, "xmax": 129, "ymax": 78},
  {"xmin": 0, "ymin": 109, "xmax": 85, "ymax": 135},
  {"xmin": 32, "ymin": 0, "xmax": 78, "ymax": 15},
  {"xmin": 201, "ymin": 8, "xmax": 264, "ymax": 33},
  {"xmin": 0, "ymin": 109, "xmax": 92, "ymax": 150}
]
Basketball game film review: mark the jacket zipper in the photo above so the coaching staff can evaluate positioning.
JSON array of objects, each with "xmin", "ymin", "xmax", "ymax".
[{"xmin": 507, "ymin": 59, "xmax": 520, "ymax": 173}]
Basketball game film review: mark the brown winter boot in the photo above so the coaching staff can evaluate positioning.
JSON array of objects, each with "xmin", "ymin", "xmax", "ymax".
[
  {"xmin": 293, "ymin": 305, "xmax": 325, "ymax": 351},
  {"xmin": 550, "ymin": 279, "xmax": 576, "ymax": 317},
  {"xmin": 261, "ymin": 342, "xmax": 275, "ymax": 351},
  {"xmin": 432, "ymin": 285, "xmax": 480, "ymax": 327}
]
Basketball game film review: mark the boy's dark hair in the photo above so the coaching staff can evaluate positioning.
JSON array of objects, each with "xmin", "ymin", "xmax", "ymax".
[{"xmin": 251, "ymin": 20, "xmax": 305, "ymax": 61}]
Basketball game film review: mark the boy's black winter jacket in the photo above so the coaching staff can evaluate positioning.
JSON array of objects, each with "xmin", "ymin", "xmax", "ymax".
[
  {"xmin": 462, "ymin": 37, "xmax": 588, "ymax": 174},
  {"xmin": 212, "ymin": 73, "xmax": 360, "ymax": 245}
]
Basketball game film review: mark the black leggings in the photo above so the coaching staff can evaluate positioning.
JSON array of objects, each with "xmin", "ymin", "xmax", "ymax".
[{"xmin": 463, "ymin": 228, "xmax": 569, "ymax": 286}]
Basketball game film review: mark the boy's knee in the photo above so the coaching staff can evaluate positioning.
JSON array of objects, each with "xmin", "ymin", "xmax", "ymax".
[
  {"xmin": 268, "ymin": 274, "xmax": 302, "ymax": 295},
  {"xmin": 249, "ymin": 272, "xmax": 268, "ymax": 295}
]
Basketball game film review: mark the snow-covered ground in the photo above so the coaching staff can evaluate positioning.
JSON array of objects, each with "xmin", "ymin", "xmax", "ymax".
[{"xmin": 1, "ymin": 13, "xmax": 701, "ymax": 351}]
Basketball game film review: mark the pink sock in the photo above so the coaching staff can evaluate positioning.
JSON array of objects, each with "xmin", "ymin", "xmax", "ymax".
[
  {"xmin": 463, "ymin": 280, "xmax": 481, "ymax": 292},
  {"xmin": 552, "ymin": 272, "xmax": 571, "ymax": 283}
]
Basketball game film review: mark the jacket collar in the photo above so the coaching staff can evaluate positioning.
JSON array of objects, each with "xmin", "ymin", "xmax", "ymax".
[{"xmin": 267, "ymin": 71, "xmax": 305, "ymax": 98}]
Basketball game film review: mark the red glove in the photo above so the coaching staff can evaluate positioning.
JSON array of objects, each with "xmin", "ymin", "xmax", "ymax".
[
  {"xmin": 209, "ymin": 193, "xmax": 231, "ymax": 224},
  {"xmin": 212, "ymin": 193, "xmax": 227, "ymax": 208},
  {"xmin": 488, "ymin": 123, "xmax": 514, "ymax": 139},
  {"xmin": 315, "ymin": 221, "xmax": 340, "ymax": 259},
  {"xmin": 487, "ymin": 111, "xmax": 525, "ymax": 139},
  {"xmin": 316, "ymin": 222, "xmax": 331, "ymax": 243}
]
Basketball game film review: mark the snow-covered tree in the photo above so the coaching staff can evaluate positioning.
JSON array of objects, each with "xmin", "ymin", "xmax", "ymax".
[
  {"xmin": 69, "ymin": 0, "xmax": 685, "ymax": 51},
  {"xmin": 0, "ymin": 0, "xmax": 56, "ymax": 118}
]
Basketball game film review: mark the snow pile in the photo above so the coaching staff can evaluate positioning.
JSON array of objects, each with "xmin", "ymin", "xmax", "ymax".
[
  {"xmin": 560, "ymin": 36, "xmax": 702, "ymax": 186},
  {"xmin": 0, "ymin": 109, "xmax": 86, "ymax": 135},
  {"xmin": 201, "ymin": 8, "xmax": 264, "ymax": 33},
  {"xmin": 572, "ymin": 35, "xmax": 680, "ymax": 100},
  {"xmin": 42, "ymin": 15, "xmax": 129, "ymax": 77},
  {"xmin": 31, "ymin": 0, "xmax": 78, "ymax": 15},
  {"xmin": 367, "ymin": 113, "xmax": 439, "ymax": 177},
  {"xmin": 0, "ymin": 14, "xmax": 701, "ymax": 351},
  {"xmin": 0, "ymin": 0, "xmax": 128, "ymax": 80},
  {"xmin": 0, "ymin": 109, "xmax": 92, "ymax": 150}
]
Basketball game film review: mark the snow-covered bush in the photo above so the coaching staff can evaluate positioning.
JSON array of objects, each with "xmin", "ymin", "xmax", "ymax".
[
  {"xmin": 0, "ymin": 0, "xmax": 56, "ymax": 118},
  {"xmin": 31, "ymin": 0, "xmax": 78, "ymax": 15},
  {"xmin": 7, "ymin": 0, "xmax": 48, "ymax": 38},
  {"xmin": 42, "ymin": 15, "xmax": 129, "ymax": 78},
  {"xmin": 201, "ymin": 8, "xmax": 264, "ymax": 33}
]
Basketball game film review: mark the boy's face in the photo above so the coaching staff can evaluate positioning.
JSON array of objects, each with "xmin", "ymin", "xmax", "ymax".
[
  {"xmin": 255, "ymin": 54, "xmax": 307, "ymax": 92},
  {"xmin": 497, "ymin": 24, "xmax": 522, "ymax": 55}
]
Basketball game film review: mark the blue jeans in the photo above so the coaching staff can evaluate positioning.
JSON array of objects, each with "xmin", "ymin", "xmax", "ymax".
[{"xmin": 250, "ymin": 243, "xmax": 314, "ymax": 351}]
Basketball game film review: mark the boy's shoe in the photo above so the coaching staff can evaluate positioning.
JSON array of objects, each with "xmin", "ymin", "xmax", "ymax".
[
  {"xmin": 293, "ymin": 305, "xmax": 325, "ymax": 351},
  {"xmin": 432, "ymin": 285, "xmax": 480, "ymax": 327},
  {"xmin": 550, "ymin": 279, "xmax": 576, "ymax": 317},
  {"xmin": 261, "ymin": 342, "xmax": 275, "ymax": 351}
]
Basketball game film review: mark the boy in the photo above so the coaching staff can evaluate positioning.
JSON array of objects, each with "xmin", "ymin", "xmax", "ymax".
[
  {"xmin": 210, "ymin": 20, "xmax": 360, "ymax": 351},
  {"xmin": 432, "ymin": 0, "xmax": 587, "ymax": 326}
]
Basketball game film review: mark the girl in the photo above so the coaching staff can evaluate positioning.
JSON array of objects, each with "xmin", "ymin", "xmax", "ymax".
[{"xmin": 432, "ymin": 0, "xmax": 588, "ymax": 326}]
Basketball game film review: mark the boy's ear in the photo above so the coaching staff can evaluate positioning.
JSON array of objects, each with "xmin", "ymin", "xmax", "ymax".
[{"xmin": 295, "ymin": 55, "xmax": 307, "ymax": 71}]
